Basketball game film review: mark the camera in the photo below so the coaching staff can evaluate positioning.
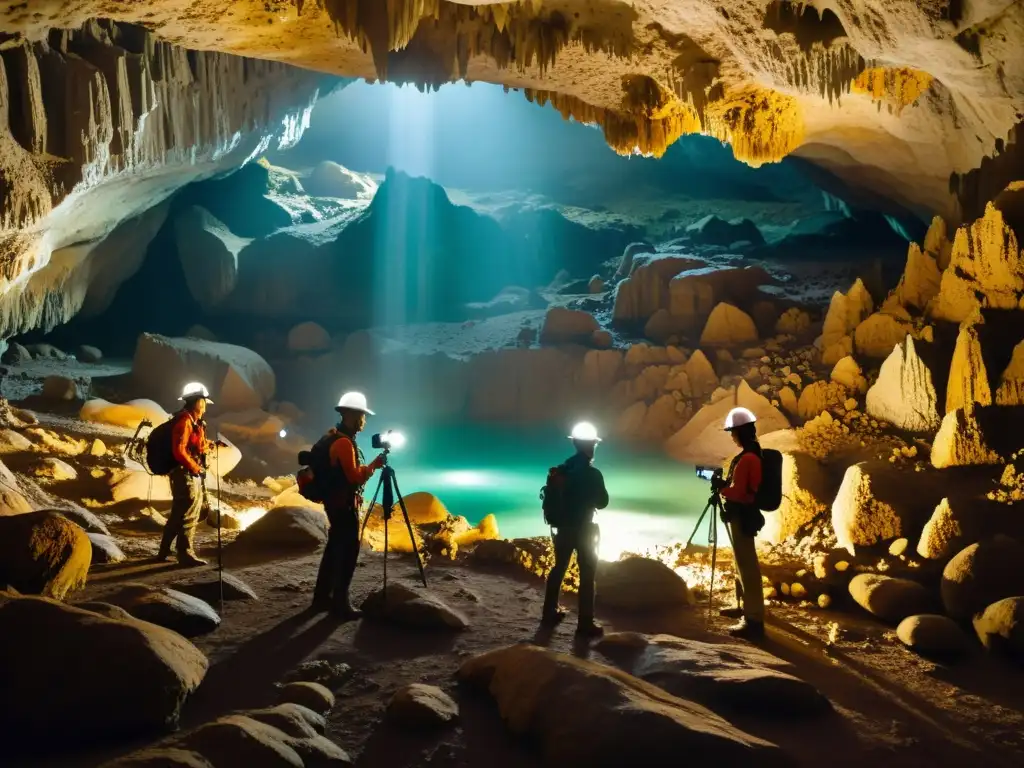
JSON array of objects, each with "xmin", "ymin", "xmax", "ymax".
[
  {"xmin": 372, "ymin": 430, "xmax": 406, "ymax": 451},
  {"xmin": 695, "ymin": 466, "xmax": 722, "ymax": 481}
]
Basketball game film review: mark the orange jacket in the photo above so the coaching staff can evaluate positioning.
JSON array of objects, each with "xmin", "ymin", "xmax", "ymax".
[
  {"xmin": 721, "ymin": 451, "xmax": 761, "ymax": 506},
  {"xmin": 329, "ymin": 434, "xmax": 381, "ymax": 488},
  {"xmin": 172, "ymin": 411, "xmax": 208, "ymax": 475}
]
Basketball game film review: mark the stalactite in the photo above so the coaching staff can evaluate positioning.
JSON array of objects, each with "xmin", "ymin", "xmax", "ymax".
[
  {"xmin": 852, "ymin": 66, "xmax": 934, "ymax": 114},
  {"xmin": 703, "ymin": 86, "xmax": 805, "ymax": 167}
]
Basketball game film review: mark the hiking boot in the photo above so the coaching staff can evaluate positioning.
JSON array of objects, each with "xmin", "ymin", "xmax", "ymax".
[
  {"xmin": 719, "ymin": 605, "xmax": 744, "ymax": 619},
  {"xmin": 177, "ymin": 551, "xmax": 208, "ymax": 567},
  {"xmin": 726, "ymin": 618, "xmax": 765, "ymax": 641},
  {"xmin": 540, "ymin": 609, "xmax": 567, "ymax": 628},
  {"xmin": 153, "ymin": 549, "xmax": 172, "ymax": 563},
  {"xmin": 575, "ymin": 620, "xmax": 604, "ymax": 639}
]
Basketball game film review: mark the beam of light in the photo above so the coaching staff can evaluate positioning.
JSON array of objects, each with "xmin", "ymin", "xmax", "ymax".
[
  {"xmin": 233, "ymin": 507, "xmax": 269, "ymax": 530},
  {"xmin": 385, "ymin": 430, "xmax": 407, "ymax": 449},
  {"xmin": 438, "ymin": 469, "xmax": 493, "ymax": 487}
]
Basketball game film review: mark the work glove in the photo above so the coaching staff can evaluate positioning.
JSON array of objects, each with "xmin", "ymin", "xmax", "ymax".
[{"xmin": 371, "ymin": 453, "xmax": 387, "ymax": 470}]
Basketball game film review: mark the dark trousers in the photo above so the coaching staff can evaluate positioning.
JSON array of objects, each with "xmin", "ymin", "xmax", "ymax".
[
  {"xmin": 313, "ymin": 505, "xmax": 360, "ymax": 609},
  {"xmin": 543, "ymin": 522, "xmax": 599, "ymax": 623},
  {"xmin": 160, "ymin": 467, "xmax": 203, "ymax": 556}
]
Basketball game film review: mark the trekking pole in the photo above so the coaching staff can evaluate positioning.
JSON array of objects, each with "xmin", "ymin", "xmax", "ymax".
[{"xmin": 215, "ymin": 446, "xmax": 223, "ymax": 615}]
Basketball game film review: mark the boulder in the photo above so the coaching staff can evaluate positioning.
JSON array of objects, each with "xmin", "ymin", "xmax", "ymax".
[
  {"xmin": 457, "ymin": 644, "xmax": 790, "ymax": 766},
  {"xmin": 76, "ymin": 344, "xmax": 104, "ymax": 363},
  {"xmin": 0, "ymin": 511, "xmax": 91, "ymax": 600},
  {"xmin": 0, "ymin": 428, "xmax": 34, "ymax": 454},
  {"xmin": 57, "ymin": 506, "xmax": 110, "ymax": 535},
  {"xmin": 539, "ymin": 307, "xmax": 599, "ymax": 344},
  {"xmin": 941, "ymin": 537, "xmax": 1024, "ymax": 621},
  {"xmin": 581, "ymin": 349, "xmax": 623, "ymax": 390},
  {"xmin": 929, "ymin": 203, "xmax": 1024, "ymax": 323},
  {"xmin": 683, "ymin": 349, "xmax": 719, "ymax": 399},
  {"xmin": 644, "ymin": 308, "xmax": 679, "ymax": 343},
  {"xmin": 80, "ymin": 398, "xmax": 171, "ymax": 430},
  {"xmin": 387, "ymin": 683, "xmax": 459, "ymax": 728},
  {"xmin": 104, "ymin": 584, "xmax": 222, "ymax": 638},
  {"xmin": 26, "ymin": 343, "xmax": 67, "ymax": 360},
  {"xmin": 588, "ymin": 275, "xmax": 606, "ymax": 293},
  {"xmin": 132, "ymin": 333, "xmax": 275, "ymax": 412},
  {"xmin": 400, "ymin": 491, "xmax": 450, "ymax": 525},
  {"xmin": 278, "ymin": 681, "xmax": 336, "ymax": 715},
  {"xmin": 849, "ymin": 574, "xmax": 935, "ymax": 623},
  {"xmin": 777, "ymin": 385, "xmax": 798, "ymax": 415},
  {"xmin": 173, "ymin": 206, "xmax": 250, "ymax": 309},
  {"xmin": 665, "ymin": 381, "xmax": 790, "ymax": 465},
  {"xmin": 946, "ymin": 313, "xmax": 992, "ymax": 414},
  {"xmin": 246, "ymin": 702, "xmax": 327, "ymax": 736},
  {"xmin": 88, "ymin": 533, "xmax": 126, "ymax": 564},
  {"xmin": 613, "ymin": 256, "xmax": 703, "ymax": 324},
  {"xmin": 286, "ymin": 322, "xmax": 331, "ymax": 353},
  {"xmin": 865, "ymin": 336, "xmax": 941, "ymax": 432},
  {"xmin": 32, "ymin": 457, "xmax": 78, "ymax": 481},
  {"xmin": 821, "ymin": 335, "xmax": 853, "ymax": 367},
  {"xmin": 894, "ymin": 242, "xmax": 942, "ymax": 311},
  {"xmin": 698, "ymin": 303, "xmax": 758, "ymax": 347},
  {"xmin": 173, "ymin": 572, "xmax": 258, "ymax": 604},
  {"xmin": 797, "ymin": 380, "xmax": 846, "ymax": 421},
  {"xmin": 831, "ymin": 461, "xmax": 941, "ymax": 553},
  {"xmin": 917, "ymin": 495, "xmax": 1024, "ymax": 561},
  {"xmin": 90, "ymin": 438, "xmax": 108, "ymax": 457},
  {"xmin": 774, "ymin": 307, "xmax": 811, "ymax": 336},
  {"xmin": 41, "ymin": 376, "xmax": 80, "ymax": 401},
  {"xmin": 757, "ymin": 431, "xmax": 834, "ymax": 543},
  {"xmin": 0, "ymin": 460, "xmax": 32, "ymax": 515},
  {"xmin": 973, "ymin": 596, "xmax": 1024, "ymax": 657},
  {"xmin": 175, "ymin": 714, "xmax": 317, "ymax": 768},
  {"xmin": 896, "ymin": 615, "xmax": 970, "ymax": 658},
  {"xmin": 995, "ymin": 339, "xmax": 1024, "ymax": 405},
  {"xmin": 77, "ymin": 601, "xmax": 135, "ymax": 621},
  {"xmin": 821, "ymin": 290, "xmax": 858, "ymax": 349},
  {"xmin": 686, "ymin": 214, "xmax": 764, "ymax": 246},
  {"xmin": 0, "ymin": 594, "xmax": 208, "ymax": 740},
  {"xmin": 830, "ymin": 355, "xmax": 867, "ymax": 393},
  {"xmin": 596, "ymin": 632, "xmax": 829, "ymax": 716},
  {"xmin": 229, "ymin": 506, "xmax": 328, "ymax": 554},
  {"xmin": 613, "ymin": 241, "xmax": 657, "ymax": 282},
  {"xmin": 361, "ymin": 582, "xmax": 468, "ymax": 630},
  {"xmin": 1, "ymin": 342, "xmax": 31, "ymax": 364},
  {"xmin": 596, "ymin": 557, "xmax": 693, "ymax": 611},
  {"xmin": 853, "ymin": 313, "xmax": 912, "ymax": 359}
]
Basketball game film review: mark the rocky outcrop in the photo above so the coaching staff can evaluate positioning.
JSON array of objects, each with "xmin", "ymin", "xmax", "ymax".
[
  {"xmin": 612, "ymin": 256, "xmax": 702, "ymax": 326},
  {"xmin": 917, "ymin": 496, "xmax": 1024, "ymax": 562},
  {"xmin": 0, "ymin": 20, "xmax": 322, "ymax": 337},
  {"xmin": 822, "ymin": 279, "xmax": 872, "ymax": 350},
  {"xmin": 172, "ymin": 207, "xmax": 251, "ymax": 309},
  {"xmin": 865, "ymin": 336, "xmax": 941, "ymax": 432},
  {"xmin": 685, "ymin": 215, "xmax": 764, "ymax": 247},
  {"xmin": 853, "ymin": 312, "xmax": 912, "ymax": 359},
  {"xmin": 698, "ymin": 302, "xmax": 758, "ymax": 347},
  {"xmin": 0, "ymin": 510, "xmax": 91, "ymax": 600},
  {"xmin": 132, "ymin": 334, "xmax": 275, "ymax": 412},
  {"xmin": 896, "ymin": 615, "xmax": 970, "ymax": 658},
  {"xmin": 941, "ymin": 537, "xmax": 1024, "ymax": 621},
  {"xmin": 830, "ymin": 355, "xmax": 867, "ymax": 393}
]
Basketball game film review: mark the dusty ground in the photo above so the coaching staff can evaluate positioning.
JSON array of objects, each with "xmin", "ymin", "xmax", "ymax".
[{"xmin": 16, "ymin": 541, "xmax": 1024, "ymax": 768}]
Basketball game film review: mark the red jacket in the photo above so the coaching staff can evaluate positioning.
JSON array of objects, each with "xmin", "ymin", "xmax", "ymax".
[
  {"xmin": 171, "ymin": 411, "xmax": 208, "ymax": 475},
  {"xmin": 722, "ymin": 451, "xmax": 761, "ymax": 506}
]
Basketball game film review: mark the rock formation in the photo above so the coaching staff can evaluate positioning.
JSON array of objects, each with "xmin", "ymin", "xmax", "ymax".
[{"xmin": 865, "ymin": 336, "xmax": 941, "ymax": 432}]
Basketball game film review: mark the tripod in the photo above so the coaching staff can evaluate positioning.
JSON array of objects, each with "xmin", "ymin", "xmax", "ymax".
[
  {"xmin": 358, "ymin": 452, "xmax": 428, "ymax": 597},
  {"xmin": 200, "ymin": 442, "xmax": 225, "ymax": 615},
  {"xmin": 685, "ymin": 483, "xmax": 736, "ymax": 623}
]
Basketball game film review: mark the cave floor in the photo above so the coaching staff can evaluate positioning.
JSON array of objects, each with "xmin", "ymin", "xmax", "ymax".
[{"xmin": 20, "ymin": 548, "xmax": 1024, "ymax": 768}]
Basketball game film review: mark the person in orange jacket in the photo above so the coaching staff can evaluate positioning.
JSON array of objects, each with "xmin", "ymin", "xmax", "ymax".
[
  {"xmin": 157, "ymin": 382, "xmax": 218, "ymax": 566},
  {"xmin": 311, "ymin": 391, "xmax": 386, "ymax": 618}
]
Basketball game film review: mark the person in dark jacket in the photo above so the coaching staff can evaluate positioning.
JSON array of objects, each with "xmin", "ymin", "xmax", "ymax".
[
  {"xmin": 311, "ymin": 391, "xmax": 386, "ymax": 619},
  {"xmin": 157, "ymin": 382, "xmax": 216, "ymax": 567},
  {"xmin": 718, "ymin": 406, "xmax": 766, "ymax": 640},
  {"xmin": 541, "ymin": 421, "xmax": 609, "ymax": 638}
]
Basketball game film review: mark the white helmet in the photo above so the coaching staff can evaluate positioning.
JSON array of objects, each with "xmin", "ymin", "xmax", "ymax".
[
  {"xmin": 335, "ymin": 391, "xmax": 375, "ymax": 415},
  {"xmin": 568, "ymin": 421, "xmax": 602, "ymax": 442},
  {"xmin": 724, "ymin": 407, "xmax": 757, "ymax": 431},
  {"xmin": 179, "ymin": 381, "xmax": 213, "ymax": 403}
]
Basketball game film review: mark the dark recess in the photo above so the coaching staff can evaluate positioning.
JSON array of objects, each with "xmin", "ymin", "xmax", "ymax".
[{"xmin": 762, "ymin": 1, "xmax": 848, "ymax": 51}]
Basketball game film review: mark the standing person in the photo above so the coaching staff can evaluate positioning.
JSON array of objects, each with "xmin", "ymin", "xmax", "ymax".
[
  {"xmin": 157, "ymin": 382, "xmax": 216, "ymax": 567},
  {"xmin": 718, "ymin": 406, "xmax": 766, "ymax": 640},
  {"xmin": 312, "ymin": 391, "xmax": 386, "ymax": 619},
  {"xmin": 541, "ymin": 421, "xmax": 609, "ymax": 638}
]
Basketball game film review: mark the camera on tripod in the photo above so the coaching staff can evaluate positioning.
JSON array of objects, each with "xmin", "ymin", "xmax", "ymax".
[
  {"xmin": 371, "ymin": 430, "xmax": 406, "ymax": 452},
  {"xmin": 696, "ymin": 465, "xmax": 726, "ymax": 491}
]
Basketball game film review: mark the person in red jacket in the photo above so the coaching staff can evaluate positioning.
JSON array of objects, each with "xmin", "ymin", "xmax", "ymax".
[
  {"xmin": 157, "ymin": 382, "xmax": 216, "ymax": 566},
  {"xmin": 718, "ymin": 406, "xmax": 766, "ymax": 640},
  {"xmin": 312, "ymin": 391, "xmax": 386, "ymax": 618}
]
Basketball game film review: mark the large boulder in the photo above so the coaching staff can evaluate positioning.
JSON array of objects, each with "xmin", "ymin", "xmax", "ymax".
[
  {"xmin": 0, "ymin": 594, "xmax": 208, "ymax": 740},
  {"xmin": 698, "ymin": 302, "xmax": 758, "ymax": 347},
  {"xmin": 612, "ymin": 256, "xmax": 703, "ymax": 324},
  {"xmin": 596, "ymin": 632, "xmax": 829, "ymax": 716},
  {"xmin": 865, "ymin": 336, "xmax": 941, "ymax": 432},
  {"xmin": 757, "ymin": 431, "xmax": 834, "ymax": 543},
  {"xmin": 831, "ymin": 461, "xmax": 941, "ymax": 553},
  {"xmin": 896, "ymin": 614, "xmax": 971, "ymax": 658},
  {"xmin": 853, "ymin": 312, "xmax": 912, "ymax": 359},
  {"xmin": 286, "ymin": 322, "xmax": 331, "ymax": 353},
  {"xmin": 796, "ymin": 380, "xmax": 846, "ymax": 422},
  {"xmin": 848, "ymin": 574, "xmax": 935, "ymax": 623},
  {"xmin": 104, "ymin": 584, "xmax": 222, "ymax": 637},
  {"xmin": 172, "ymin": 206, "xmax": 250, "ymax": 309},
  {"xmin": 457, "ymin": 644, "xmax": 790, "ymax": 765},
  {"xmin": 361, "ymin": 582, "xmax": 469, "ymax": 630},
  {"xmin": 973, "ymin": 597, "xmax": 1024, "ymax": 658},
  {"xmin": 539, "ymin": 307, "xmax": 599, "ymax": 344},
  {"xmin": 132, "ymin": 334, "xmax": 275, "ymax": 412},
  {"xmin": 0, "ymin": 511, "xmax": 91, "ymax": 600},
  {"xmin": 387, "ymin": 683, "xmax": 459, "ymax": 728},
  {"xmin": 81, "ymin": 398, "xmax": 171, "ymax": 430},
  {"xmin": 41, "ymin": 376, "xmax": 81, "ymax": 401},
  {"xmin": 917, "ymin": 495, "xmax": 1024, "ymax": 561},
  {"xmin": 929, "ymin": 203, "xmax": 1024, "ymax": 323},
  {"xmin": 941, "ymin": 537, "xmax": 1024, "ymax": 621},
  {"xmin": 228, "ymin": 506, "xmax": 328, "ymax": 555},
  {"xmin": 596, "ymin": 557, "xmax": 693, "ymax": 611},
  {"xmin": 665, "ymin": 381, "xmax": 790, "ymax": 465}
]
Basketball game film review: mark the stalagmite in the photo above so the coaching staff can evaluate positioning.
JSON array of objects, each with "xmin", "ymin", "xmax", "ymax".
[
  {"xmin": 995, "ymin": 340, "xmax": 1024, "ymax": 406},
  {"xmin": 865, "ymin": 337, "xmax": 940, "ymax": 432},
  {"xmin": 945, "ymin": 312, "xmax": 992, "ymax": 414}
]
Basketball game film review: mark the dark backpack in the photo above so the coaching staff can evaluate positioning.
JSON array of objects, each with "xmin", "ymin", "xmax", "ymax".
[
  {"xmin": 540, "ymin": 465, "xmax": 569, "ymax": 527},
  {"xmin": 297, "ymin": 433, "xmax": 344, "ymax": 503},
  {"xmin": 143, "ymin": 417, "xmax": 179, "ymax": 475},
  {"xmin": 727, "ymin": 447, "xmax": 784, "ymax": 512}
]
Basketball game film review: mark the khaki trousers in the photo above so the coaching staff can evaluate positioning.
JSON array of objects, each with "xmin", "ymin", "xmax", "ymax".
[{"xmin": 728, "ymin": 520, "xmax": 765, "ymax": 622}]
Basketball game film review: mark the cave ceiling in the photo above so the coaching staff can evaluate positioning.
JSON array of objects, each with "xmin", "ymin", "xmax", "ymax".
[{"xmin": 3, "ymin": 0, "xmax": 1021, "ymax": 221}]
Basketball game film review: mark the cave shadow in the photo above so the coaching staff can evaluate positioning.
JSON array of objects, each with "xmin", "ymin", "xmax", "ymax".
[{"xmin": 351, "ymin": 616, "xmax": 460, "ymax": 661}]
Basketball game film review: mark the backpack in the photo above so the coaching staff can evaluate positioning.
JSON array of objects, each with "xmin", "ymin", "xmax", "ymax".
[
  {"xmin": 540, "ymin": 465, "xmax": 569, "ymax": 527},
  {"xmin": 297, "ymin": 433, "xmax": 343, "ymax": 503},
  {"xmin": 143, "ymin": 417, "xmax": 179, "ymax": 475},
  {"xmin": 755, "ymin": 448, "xmax": 783, "ymax": 512}
]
